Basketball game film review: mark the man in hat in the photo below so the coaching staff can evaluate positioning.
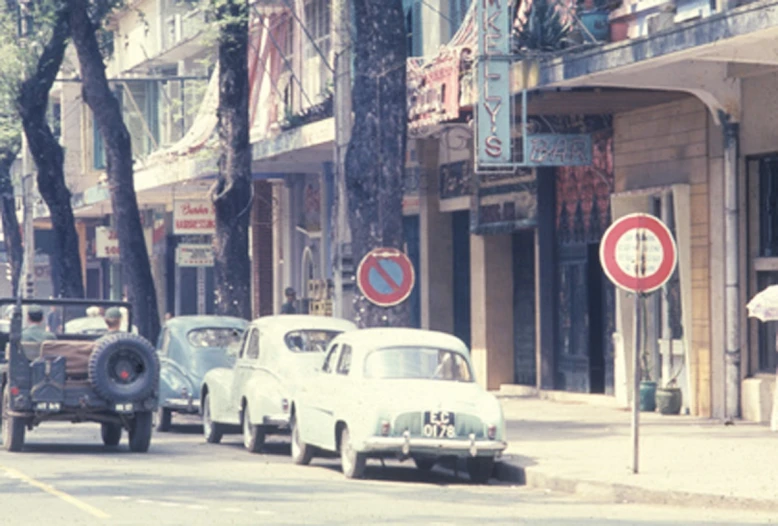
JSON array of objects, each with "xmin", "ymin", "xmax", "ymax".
[
  {"xmin": 22, "ymin": 305, "xmax": 56, "ymax": 342},
  {"xmin": 104, "ymin": 307, "xmax": 123, "ymax": 332},
  {"xmin": 281, "ymin": 287, "xmax": 297, "ymax": 314}
]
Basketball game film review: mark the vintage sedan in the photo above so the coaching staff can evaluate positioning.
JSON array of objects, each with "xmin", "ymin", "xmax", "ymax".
[
  {"xmin": 156, "ymin": 315, "xmax": 248, "ymax": 431},
  {"xmin": 292, "ymin": 328, "xmax": 508, "ymax": 483},
  {"xmin": 200, "ymin": 315, "xmax": 357, "ymax": 452}
]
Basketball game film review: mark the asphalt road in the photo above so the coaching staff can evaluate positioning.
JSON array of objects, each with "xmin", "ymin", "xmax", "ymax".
[{"xmin": 0, "ymin": 418, "xmax": 775, "ymax": 526}]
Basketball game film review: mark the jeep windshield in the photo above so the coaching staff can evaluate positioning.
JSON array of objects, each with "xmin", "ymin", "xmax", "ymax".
[{"xmin": 0, "ymin": 300, "xmax": 132, "ymax": 336}]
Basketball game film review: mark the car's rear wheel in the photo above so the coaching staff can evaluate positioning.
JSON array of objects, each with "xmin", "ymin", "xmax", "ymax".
[
  {"xmin": 202, "ymin": 393, "xmax": 223, "ymax": 444},
  {"xmin": 242, "ymin": 405, "xmax": 265, "ymax": 453},
  {"xmin": 466, "ymin": 456, "xmax": 494, "ymax": 484},
  {"xmin": 290, "ymin": 414, "xmax": 313, "ymax": 465},
  {"xmin": 1, "ymin": 386, "xmax": 25, "ymax": 452},
  {"xmin": 340, "ymin": 426, "xmax": 366, "ymax": 479},
  {"xmin": 128, "ymin": 412, "xmax": 152, "ymax": 453},
  {"xmin": 101, "ymin": 423, "xmax": 122, "ymax": 446},
  {"xmin": 413, "ymin": 457, "xmax": 436, "ymax": 471},
  {"xmin": 156, "ymin": 407, "xmax": 172, "ymax": 432}
]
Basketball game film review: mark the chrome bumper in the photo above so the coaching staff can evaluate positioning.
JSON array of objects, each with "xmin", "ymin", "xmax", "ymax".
[
  {"xmin": 164, "ymin": 397, "xmax": 200, "ymax": 413},
  {"xmin": 360, "ymin": 432, "xmax": 507, "ymax": 457}
]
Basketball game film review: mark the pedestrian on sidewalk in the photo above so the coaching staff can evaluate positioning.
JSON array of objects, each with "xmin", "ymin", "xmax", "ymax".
[{"xmin": 281, "ymin": 288, "xmax": 297, "ymax": 314}]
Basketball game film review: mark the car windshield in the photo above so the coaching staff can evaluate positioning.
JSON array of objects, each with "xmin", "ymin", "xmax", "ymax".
[
  {"xmin": 284, "ymin": 330, "xmax": 341, "ymax": 353},
  {"xmin": 363, "ymin": 346, "xmax": 473, "ymax": 382},
  {"xmin": 187, "ymin": 328, "xmax": 244, "ymax": 348}
]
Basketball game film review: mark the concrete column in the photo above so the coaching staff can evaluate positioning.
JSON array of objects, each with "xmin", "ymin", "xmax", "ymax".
[
  {"xmin": 470, "ymin": 233, "xmax": 515, "ymax": 390},
  {"xmin": 251, "ymin": 180, "xmax": 274, "ymax": 317},
  {"xmin": 535, "ymin": 168, "xmax": 556, "ymax": 389},
  {"xmin": 418, "ymin": 139, "xmax": 453, "ymax": 333}
]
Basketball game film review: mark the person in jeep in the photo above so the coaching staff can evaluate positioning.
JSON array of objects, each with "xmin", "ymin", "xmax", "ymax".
[
  {"xmin": 22, "ymin": 305, "xmax": 56, "ymax": 343},
  {"xmin": 104, "ymin": 307, "xmax": 123, "ymax": 332}
]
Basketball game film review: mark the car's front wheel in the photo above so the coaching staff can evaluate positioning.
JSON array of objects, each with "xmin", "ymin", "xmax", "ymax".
[
  {"xmin": 202, "ymin": 393, "xmax": 223, "ymax": 444},
  {"xmin": 339, "ymin": 426, "xmax": 366, "ymax": 479},
  {"xmin": 242, "ymin": 405, "xmax": 265, "ymax": 453},
  {"xmin": 413, "ymin": 457, "xmax": 436, "ymax": 471},
  {"xmin": 101, "ymin": 423, "xmax": 122, "ymax": 447},
  {"xmin": 290, "ymin": 414, "xmax": 314, "ymax": 465},
  {"xmin": 466, "ymin": 456, "xmax": 494, "ymax": 484},
  {"xmin": 128, "ymin": 412, "xmax": 152, "ymax": 453},
  {"xmin": 1, "ymin": 385, "xmax": 25, "ymax": 452},
  {"xmin": 156, "ymin": 407, "xmax": 172, "ymax": 432}
]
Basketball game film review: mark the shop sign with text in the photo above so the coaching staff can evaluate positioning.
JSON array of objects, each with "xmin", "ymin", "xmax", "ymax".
[
  {"xmin": 174, "ymin": 200, "xmax": 216, "ymax": 235},
  {"xmin": 526, "ymin": 134, "xmax": 592, "ymax": 166},
  {"xmin": 475, "ymin": 0, "xmax": 512, "ymax": 168},
  {"xmin": 95, "ymin": 226, "xmax": 120, "ymax": 259},
  {"xmin": 176, "ymin": 244, "xmax": 214, "ymax": 267}
]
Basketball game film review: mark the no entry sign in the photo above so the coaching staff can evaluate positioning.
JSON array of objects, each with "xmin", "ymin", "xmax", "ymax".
[
  {"xmin": 356, "ymin": 248, "xmax": 415, "ymax": 307},
  {"xmin": 599, "ymin": 213, "xmax": 677, "ymax": 294}
]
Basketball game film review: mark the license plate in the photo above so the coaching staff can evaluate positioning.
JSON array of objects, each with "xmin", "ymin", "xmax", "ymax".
[
  {"xmin": 35, "ymin": 402, "xmax": 60, "ymax": 412},
  {"xmin": 422, "ymin": 411, "xmax": 456, "ymax": 438},
  {"xmin": 115, "ymin": 403, "xmax": 134, "ymax": 413}
]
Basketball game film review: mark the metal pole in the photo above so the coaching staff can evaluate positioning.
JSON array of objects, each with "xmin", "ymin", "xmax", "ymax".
[
  {"xmin": 632, "ymin": 292, "xmax": 642, "ymax": 474},
  {"xmin": 722, "ymin": 115, "xmax": 741, "ymax": 420}
]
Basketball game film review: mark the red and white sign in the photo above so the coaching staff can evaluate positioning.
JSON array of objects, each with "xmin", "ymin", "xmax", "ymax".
[
  {"xmin": 356, "ymin": 248, "xmax": 416, "ymax": 307},
  {"xmin": 599, "ymin": 213, "xmax": 677, "ymax": 294},
  {"xmin": 174, "ymin": 200, "xmax": 216, "ymax": 235},
  {"xmin": 407, "ymin": 48, "xmax": 463, "ymax": 134},
  {"xmin": 95, "ymin": 226, "xmax": 120, "ymax": 259},
  {"xmin": 176, "ymin": 244, "xmax": 214, "ymax": 267}
]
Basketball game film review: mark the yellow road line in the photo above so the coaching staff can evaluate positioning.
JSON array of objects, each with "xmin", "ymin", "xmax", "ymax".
[{"xmin": 2, "ymin": 465, "xmax": 110, "ymax": 519}]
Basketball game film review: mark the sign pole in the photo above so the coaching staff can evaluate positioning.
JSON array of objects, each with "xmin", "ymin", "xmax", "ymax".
[{"xmin": 632, "ymin": 291, "xmax": 642, "ymax": 474}]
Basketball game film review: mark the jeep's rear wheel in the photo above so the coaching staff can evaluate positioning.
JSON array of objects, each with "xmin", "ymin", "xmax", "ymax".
[
  {"xmin": 101, "ymin": 423, "xmax": 122, "ymax": 447},
  {"xmin": 1, "ymin": 386, "xmax": 25, "ymax": 452},
  {"xmin": 128, "ymin": 412, "xmax": 152, "ymax": 453}
]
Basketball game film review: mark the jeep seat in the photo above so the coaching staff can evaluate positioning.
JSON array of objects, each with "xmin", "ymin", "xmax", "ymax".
[{"xmin": 39, "ymin": 340, "xmax": 95, "ymax": 379}]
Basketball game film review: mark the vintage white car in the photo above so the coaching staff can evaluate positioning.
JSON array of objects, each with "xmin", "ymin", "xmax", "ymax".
[
  {"xmin": 291, "ymin": 328, "xmax": 508, "ymax": 483},
  {"xmin": 200, "ymin": 315, "xmax": 357, "ymax": 453}
]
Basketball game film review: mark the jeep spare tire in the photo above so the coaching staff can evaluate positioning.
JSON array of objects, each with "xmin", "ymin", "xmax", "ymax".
[{"xmin": 88, "ymin": 333, "xmax": 159, "ymax": 402}]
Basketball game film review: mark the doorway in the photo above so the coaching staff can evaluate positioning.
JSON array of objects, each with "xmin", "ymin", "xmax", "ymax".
[{"xmin": 452, "ymin": 211, "xmax": 471, "ymax": 348}]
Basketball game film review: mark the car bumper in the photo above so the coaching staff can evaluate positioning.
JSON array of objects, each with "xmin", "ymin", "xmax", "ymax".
[
  {"xmin": 359, "ymin": 432, "xmax": 507, "ymax": 458},
  {"xmin": 163, "ymin": 398, "xmax": 200, "ymax": 413}
]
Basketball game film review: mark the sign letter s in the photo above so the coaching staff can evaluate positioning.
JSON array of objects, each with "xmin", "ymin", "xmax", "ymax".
[{"xmin": 485, "ymin": 136, "xmax": 503, "ymax": 158}]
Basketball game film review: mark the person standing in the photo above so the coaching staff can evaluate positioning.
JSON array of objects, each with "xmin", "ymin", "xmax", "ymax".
[
  {"xmin": 22, "ymin": 305, "xmax": 56, "ymax": 342},
  {"xmin": 281, "ymin": 287, "xmax": 297, "ymax": 314}
]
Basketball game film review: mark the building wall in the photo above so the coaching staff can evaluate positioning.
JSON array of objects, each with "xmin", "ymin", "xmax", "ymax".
[
  {"xmin": 613, "ymin": 97, "xmax": 713, "ymax": 417},
  {"xmin": 110, "ymin": 0, "xmax": 162, "ymax": 74}
]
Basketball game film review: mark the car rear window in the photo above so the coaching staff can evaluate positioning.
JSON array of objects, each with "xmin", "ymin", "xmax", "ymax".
[
  {"xmin": 364, "ymin": 347, "xmax": 473, "ymax": 382},
  {"xmin": 187, "ymin": 328, "xmax": 244, "ymax": 348},
  {"xmin": 284, "ymin": 330, "xmax": 341, "ymax": 353}
]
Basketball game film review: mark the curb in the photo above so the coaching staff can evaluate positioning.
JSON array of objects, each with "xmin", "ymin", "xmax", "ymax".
[{"xmin": 490, "ymin": 456, "xmax": 778, "ymax": 513}]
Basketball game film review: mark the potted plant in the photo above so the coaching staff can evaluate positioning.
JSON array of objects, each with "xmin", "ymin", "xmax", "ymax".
[
  {"xmin": 655, "ymin": 341, "xmax": 684, "ymax": 415},
  {"xmin": 577, "ymin": 0, "xmax": 613, "ymax": 42}
]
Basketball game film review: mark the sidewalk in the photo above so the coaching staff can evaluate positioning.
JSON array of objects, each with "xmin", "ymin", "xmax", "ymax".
[{"xmin": 491, "ymin": 394, "xmax": 778, "ymax": 511}]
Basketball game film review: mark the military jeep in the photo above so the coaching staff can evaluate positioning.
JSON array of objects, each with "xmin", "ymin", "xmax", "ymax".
[{"xmin": 0, "ymin": 298, "xmax": 159, "ymax": 453}]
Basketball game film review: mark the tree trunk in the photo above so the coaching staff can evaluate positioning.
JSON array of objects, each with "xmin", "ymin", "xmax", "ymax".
[
  {"xmin": 18, "ymin": 5, "xmax": 84, "ymax": 298},
  {"xmin": 211, "ymin": 0, "xmax": 252, "ymax": 319},
  {"xmin": 68, "ymin": 0, "xmax": 160, "ymax": 342},
  {"xmin": 0, "ymin": 153, "xmax": 22, "ymax": 296},
  {"xmin": 344, "ymin": 0, "xmax": 409, "ymax": 328}
]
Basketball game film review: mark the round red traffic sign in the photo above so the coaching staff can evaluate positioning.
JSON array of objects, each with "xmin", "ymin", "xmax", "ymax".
[
  {"xmin": 599, "ymin": 213, "xmax": 677, "ymax": 294},
  {"xmin": 356, "ymin": 247, "xmax": 416, "ymax": 307}
]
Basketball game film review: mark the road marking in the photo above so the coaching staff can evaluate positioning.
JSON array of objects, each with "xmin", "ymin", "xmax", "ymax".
[
  {"xmin": 186, "ymin": 504, "xmax": 208, "ymax": 510},
  {"xmin": 112, "ymin": 496, "xmax": 131, "ymax": 501},
  {"xmin": 2, "ymin": 466, "xmax": 110, "ymax": 519},
  {"xmin": 159, "ymin": 501, "xmax": 181, "ymax": 507}
]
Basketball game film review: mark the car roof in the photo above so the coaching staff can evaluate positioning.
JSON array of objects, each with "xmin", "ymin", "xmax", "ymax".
[
  {"xmin": 252, "ymin": 315, "xmax": 357, "ymax": 334},
  {"xmin": 166, "ymin": 315, "xmax": 249, "ymax": 331},
  {"xmin": 335, "ymin": 327, "xmax": 468, "ymax": 353}
]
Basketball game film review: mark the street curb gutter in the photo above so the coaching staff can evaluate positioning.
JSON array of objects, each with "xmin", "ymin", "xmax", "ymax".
[{"xmin": 490, "ymin": 458, "xmax": 778, "ymax": 513}]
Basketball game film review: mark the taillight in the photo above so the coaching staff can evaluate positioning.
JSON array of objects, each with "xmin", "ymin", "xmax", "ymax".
[
  {"xmin": 487, "ymin": 425, "xmax": 497, "ymax": 440},
  {"xmin": 380, "ymin": 420, "xmax": 391, "ymax": 436},
  {"xmin": 10, "ymin": 386, "xmax": 19, "ymax": 396}
]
